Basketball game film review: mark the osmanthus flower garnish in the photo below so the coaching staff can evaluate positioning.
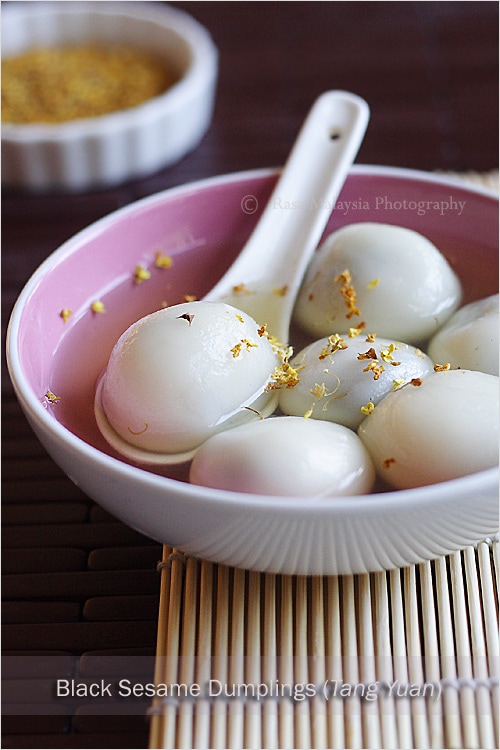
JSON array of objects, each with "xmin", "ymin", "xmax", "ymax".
[
  {"xmin": 91, "ymin": 300, "xmax": 106, "ymax": 314},
  {"xmin": 133, "ymin": 264, "xmax": 151, "ymax": 284},
  {"xmin": 279, "ymin": 333, "xmax": 434, "ymax": 430},
  {"xmin": 44, "ymin": 390, "xmax": 61, "ymax": 404},
  {"xmin": 60, "ymin": 308, "xmax": 72, "ymax": 323},
  {"xmin": 154, "ymin": 252, "xmax": 173, "ymax": 269},
  {"xmin": 334, "ymin": 267, "xmax": 361, "ymax": 319},
  {"xmin": 293, "ymin": 223, "xmax": 462, "ymax": 343}
]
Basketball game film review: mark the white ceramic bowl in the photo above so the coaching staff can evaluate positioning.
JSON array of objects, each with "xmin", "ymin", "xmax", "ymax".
[
  {"xmin": 6, "ymin": 166, "xmax": 499, "ymax": 575},
  {"xmin": 1, "ymin": 1, "xmax": 218, "ymax": 191}
]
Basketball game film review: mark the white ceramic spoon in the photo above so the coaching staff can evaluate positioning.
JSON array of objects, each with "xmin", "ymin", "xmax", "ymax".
[
  {"xmin": 205, "ymin": 90, "xmax": 370, "ymax": 343},
  {"xmin": 95, "ymin": 90, "xmax": 369, "ymax": 464}
]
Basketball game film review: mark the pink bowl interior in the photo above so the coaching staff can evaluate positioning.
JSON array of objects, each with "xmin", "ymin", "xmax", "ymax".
[{"xmin": 14, "ymin": 168, "xmax": 499, "ymax": 485}]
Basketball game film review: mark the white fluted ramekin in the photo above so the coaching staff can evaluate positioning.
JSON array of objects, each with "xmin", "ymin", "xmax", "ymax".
[{"xmin": 1, "ymin": 1, "xmax": 218, "ymax": 191}]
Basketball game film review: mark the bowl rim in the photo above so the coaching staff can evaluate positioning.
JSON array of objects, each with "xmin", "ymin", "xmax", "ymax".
[
  {"xmin": 6, "ymin": 163, "xmax": 499, "ymax": 514},
  {"xmin": 1, "ymin": 0, "xmax": 218, "ymax": 140}
]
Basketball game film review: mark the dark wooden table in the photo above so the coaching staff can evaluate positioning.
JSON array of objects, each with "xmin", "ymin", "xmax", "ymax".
[{"xmin": 2, "ymin": 2, "xmax": 498, "ymax": 747}]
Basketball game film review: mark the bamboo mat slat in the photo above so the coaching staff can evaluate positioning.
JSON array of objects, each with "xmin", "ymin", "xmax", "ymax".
[
  {"xmin": 150, "ymin": 172, "xmax": 499, "ymax": 750},
  {"xmin": 150, "ymin": 541, "xmax": 499, "ymax": 750}
]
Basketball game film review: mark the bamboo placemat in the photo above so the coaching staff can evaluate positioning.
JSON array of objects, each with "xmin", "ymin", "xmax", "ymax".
[{"xmin": 149, "ymin": 172, "xmax": 499, "ymax": 750}]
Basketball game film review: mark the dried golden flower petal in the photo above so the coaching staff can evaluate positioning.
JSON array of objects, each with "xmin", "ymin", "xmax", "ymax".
[
  {"xmin": 154, "ymin": 252, "xmax": 173, "ymax": 268},
  {"xmin": 383, "ymin": 457, "xmax": 396, "ymax": 469},
  {"xmin": 365, "ymin": 332, "xmax": 377, "ymax": 343},
  {"xmin": 257, "ymin": 324, "xmax": 268, "ymax": 337},
  {"xmin": 434, "ymin": 363, "xmax": 451, "ymax": 372},
  {"xmin": 410, "ymin": 377, "xmax": 423, "ymax": 386},
  {"xmin": 273, "ymin": 285, "xmax": 288, "ymax": 296},
  {"xmin": 60, "ymin": 308, "xmax": 72, "ymax": 323},
  {"xmin": 380, "ymin": 343, "xmax": 396, "ymax": 362},
  {"xmin": 367, "ymin": 278, "xmax": 380, "ymax": 289},
  {"xmin": 363, "ymin": 361, "xmax": 385, "ymax": 380},
  {"xmin": 342, "ymin": 287, "xmax": 360, "ymax": 318},
  {"xmin": 310, "ymin": 383, "xmax": 327, "ymax": 400},
  {"xmin": 334, "ymin": 268, "xmax": 352, "ymax": 286},
  {"xmin": 45, "ymin": 390, "xmax": 60, "ymax": 404},
  {"xmin": 334, "ymin": 267, "xmax": 360, "ymax": 318},
  {"xmin": 91, "ymin": 300, "xmax": 106, "ymax": 314},
  {"xmin": 357, "ymin": 347, "xmax": 377, "ymax": 361},
  {"xmin": 269, "ymin": 338, "xmax": 293, "ymax": 363},
  {"xmin": 392, "ymin": 378, "xmax": 406, "ymax": 390},
  {"xmin": 235, "ymin": 314, "xmax": 245, "ymax": 323},
  {"xmin": 360, "ymin": 401, "xmax": 375, "ymax": 415},
  {"xmin": 243, "ymin": 338, "xmax": 258, "ymax": 351},
  {"xmin": 230, "ymin": 338, "xmax": 257, "ymax": 357},
  {"xmin": 348, "ymin": 322, "xmax": 366, "ymax": 338},
  {"xmin": 318, "ymin": 334, "xmax": 347, "ymax": 360},
  {"xmin": 183, "ymin": 294, "xmax": 197, "ymax": 302},
  {"xmin": 232, "ymin": 283, "xmax": 252, "ymax": 294},
  {"xmin": 266, "ymin": 361, "xmax": 301, "ymax": 391},
  {"xmin": 381, "ymin": 344, "xmax": 401, "ymax": 367},
  {"xmin": 134, "ymin": 265, "xmax": 151, "ymax": 284}
]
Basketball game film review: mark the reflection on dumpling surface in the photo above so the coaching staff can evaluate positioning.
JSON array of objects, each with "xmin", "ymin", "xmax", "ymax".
[
  {"xmin": 294, "ymin": 222, "xmax": 462, "ymax": 344},
  {"xmin": 428, "ymin": 294, "xmax": 499, "ymax": 376},
  {"xmin": 190, "ymin": 416, "xmax": 375, "ymax": 497},
  {"xmin": 99, "ymin": 301, "xmax": 280, "ymax": 455},
  {"xmin": 358, "ymin": 369, "xmax": 499, "ymax": 489}
]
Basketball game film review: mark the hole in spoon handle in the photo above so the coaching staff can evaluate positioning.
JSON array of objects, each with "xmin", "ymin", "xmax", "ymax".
[
  {"xmin": 206, "ymin": 90, "xmax": 370, "ymax": 340},
  {"xmin": 213, "ymin": 91, "xmax": 369, "ymax": 285}
]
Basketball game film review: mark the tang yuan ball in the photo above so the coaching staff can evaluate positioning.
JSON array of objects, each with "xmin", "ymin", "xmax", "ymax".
[
  {"xmin": 279, "ymin": 333, "xmax": 434, "ymax": 430},
  {"xmin": 293, "ymin": 222, "xmax": 462, "ymax": 344},
  {"xmin": 357, "ymin": 370, "xmax": 499, "ymax": 489},
  {"xmin": 428, "ymin": 294, "xmax": 499, "ymax": 376},
  {"xmin": 189, "ymin": 416, "xmax": 376, "ymax": 497},
  {"xmin": 99, "ymin": 301, "xmax": 280, "ymax": 455}
]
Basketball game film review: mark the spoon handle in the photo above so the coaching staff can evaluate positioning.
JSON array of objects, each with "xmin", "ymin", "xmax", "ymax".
[{"xmin": 206, "ymin": 90, "xmax": 369, "ymax": 340}]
